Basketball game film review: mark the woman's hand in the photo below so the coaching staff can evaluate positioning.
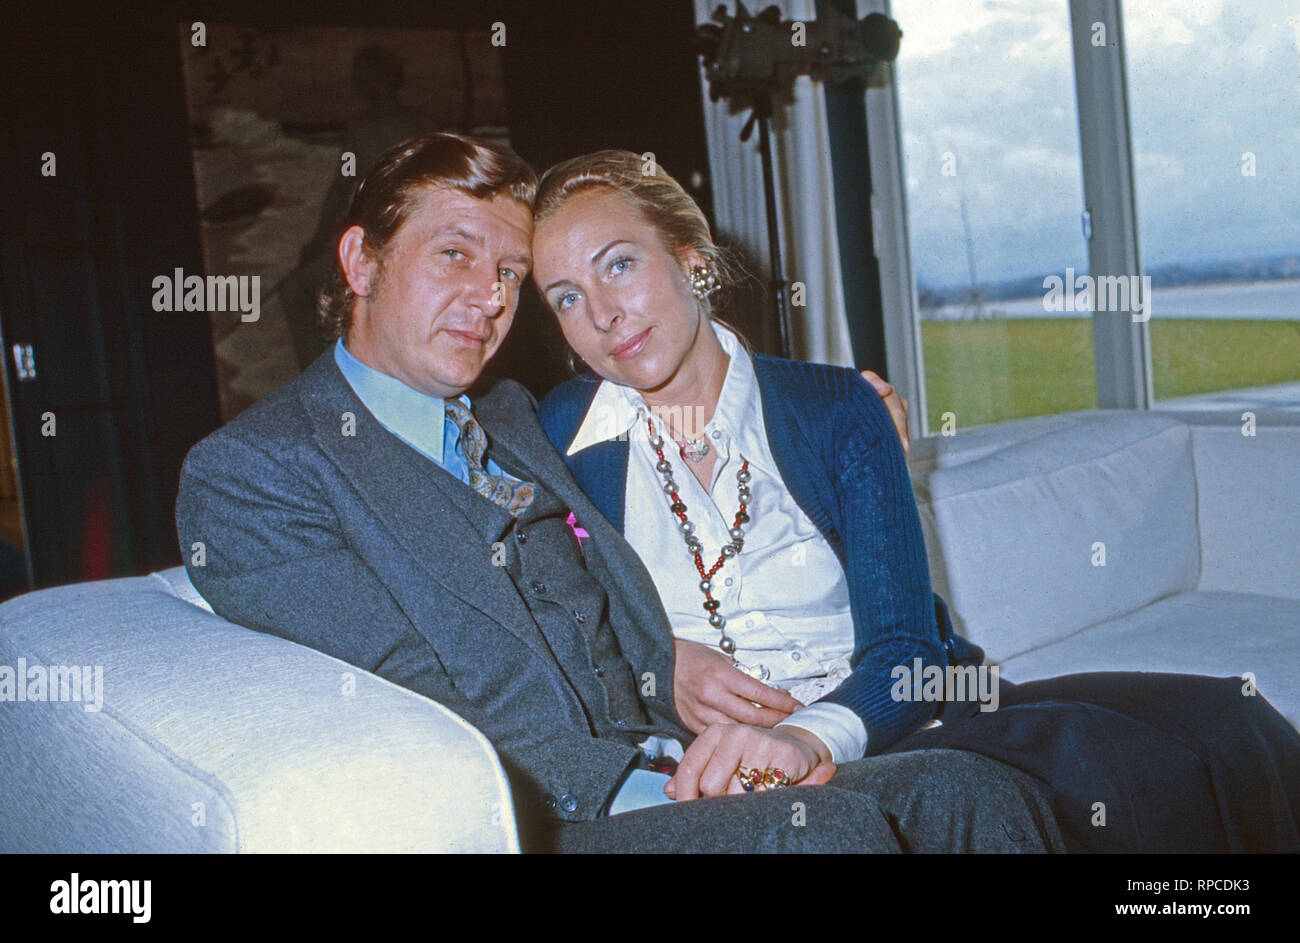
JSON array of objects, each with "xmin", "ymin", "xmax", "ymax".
[
  {"xmin": 665, "ymin": 723, "xmax": 836, "ymax": 800},
  {"xmin": 860, "ymin": 369, "xmax": 910, "ymax": 455},
  {"xmin": 673, "ymin": 638, "xmax": 803, "ymax": 733}
]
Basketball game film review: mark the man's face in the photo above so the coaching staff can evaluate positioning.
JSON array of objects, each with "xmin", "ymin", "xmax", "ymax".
[{"xmin": 345, "ymin": 187, "xmax": 533, "ymax": 398}]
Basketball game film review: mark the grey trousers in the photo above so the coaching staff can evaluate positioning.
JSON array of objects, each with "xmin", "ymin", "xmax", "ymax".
[{"xmin": 538, "ymin": 748, "xmax": 1065, "ymax": 853}]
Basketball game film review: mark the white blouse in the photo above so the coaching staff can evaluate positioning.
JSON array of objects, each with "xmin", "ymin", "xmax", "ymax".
[{"xmin": 566, "ymin": 322, "xmax": 868, "ymax": 761}]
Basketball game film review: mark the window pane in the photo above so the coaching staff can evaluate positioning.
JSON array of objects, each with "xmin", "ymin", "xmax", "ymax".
[
  {"xmin": 1126, "ymin": 0, "xmax": 1300, "ymax": 410},
  {"xmin": 894, "ymin": 0, "xmax": 1094, "ymax": 431}
]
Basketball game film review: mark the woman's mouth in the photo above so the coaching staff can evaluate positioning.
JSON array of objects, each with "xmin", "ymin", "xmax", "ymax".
[{"xmin": 610, "ymin": 328, "xmax": 651, "ymax": 360}]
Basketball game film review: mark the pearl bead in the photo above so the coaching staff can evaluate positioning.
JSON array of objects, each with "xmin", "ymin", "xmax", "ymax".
[
  {"xmin": 709, "ymin": 613, "xmax": 726, "ymax": 628},
  {"xmin": 728, "ymin": 526, "xmax": 744, "ymax": 540},
  {"xmin": 648, "ymin": 434, "xmax": 664, "ymax": 449},
  {"xmin": 719, "ymin": 635, "xmax": 735, "ymax": 653},
  {"xmin": 737, "ymin": 468, "xmax": 752, "ymax": 483},
  {"xmin": 721, "ymin": 545, "xmax": 736, "ymax": 558},
  {"xmin": 699, "ymin": 578, "xmax": 713, "ymax": 593},
  {"xmin": 662, "ymin": 479, "xmax": 678, "ymax": 494},
  {"xmin": 679, "ymin": 520, "xmax": 695, "ymax": 536},
  {"xmin": 656, "ymin": 459, "xmax": 672, "ymax": 473}
]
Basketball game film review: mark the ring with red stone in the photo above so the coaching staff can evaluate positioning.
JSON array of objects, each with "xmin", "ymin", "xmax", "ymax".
[
  {"xmin": 736, "ymin": 766, "xmax": 761, "ymax": 792},
  {"xmin": 762, "ymin": 768, "xmax": 790, "ymax": 789}
]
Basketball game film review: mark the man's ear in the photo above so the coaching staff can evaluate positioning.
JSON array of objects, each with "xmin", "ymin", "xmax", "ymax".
[{"xmin": 339, "ymin": 225, "xmax": 375, "ymax": 297}]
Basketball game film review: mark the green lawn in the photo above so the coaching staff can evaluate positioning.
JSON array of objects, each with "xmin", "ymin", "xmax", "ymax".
[{"xmin": 920, "ymin": 318, "xmax": 1300, "ymax": 430}]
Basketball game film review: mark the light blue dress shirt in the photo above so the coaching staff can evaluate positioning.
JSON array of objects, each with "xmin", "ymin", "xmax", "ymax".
[{"xmin": 333, "ymin": 339, "xmax": 512, "ymax": 482}]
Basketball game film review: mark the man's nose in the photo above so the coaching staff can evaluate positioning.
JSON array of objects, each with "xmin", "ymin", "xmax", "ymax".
[{"xmin": 465, "ymin": 265, "xmax": 507, "ymax": 317}]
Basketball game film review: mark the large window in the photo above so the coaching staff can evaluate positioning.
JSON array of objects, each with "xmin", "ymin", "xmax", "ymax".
[
  {"xmin": 1125, "ymin": 0, "xmax": 1300, "ymax": 410},
  {"xmin": 893, "ymin": 0, "xmax": 1094, "ymax": 430}
]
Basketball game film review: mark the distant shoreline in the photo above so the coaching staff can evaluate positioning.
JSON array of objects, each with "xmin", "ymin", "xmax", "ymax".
[{"xmin": 921, "ymin": 276, "xmax": 1300, "ymax": 320}]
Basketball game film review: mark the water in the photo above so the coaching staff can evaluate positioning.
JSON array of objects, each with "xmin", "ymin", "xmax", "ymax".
[{"xmin": 923, "ymin": 277, "xmax": 1300, "ymax": 321}]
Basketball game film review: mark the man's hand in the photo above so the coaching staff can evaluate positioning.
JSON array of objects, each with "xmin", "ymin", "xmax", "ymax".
[
  {"xmin": 672, "ymin": 638, "xmax": 803, "ymax": 733},
  {"xmin": 664, "ymin": 723, "xmax": 836, "ymax": 801},
  {"xmin": 860, "ymin": 369, "xmax": 910, "ymax": 455}
]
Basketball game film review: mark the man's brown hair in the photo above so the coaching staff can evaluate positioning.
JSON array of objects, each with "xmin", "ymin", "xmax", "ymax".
[{"xmin": 318, "ymin": 132, "xmax": 538, "ymax": 342}]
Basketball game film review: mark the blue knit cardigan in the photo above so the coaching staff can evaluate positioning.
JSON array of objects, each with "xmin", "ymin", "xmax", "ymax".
[{"xmin": 538, "ymin": 353, "xmax": 982, "ymax": 754}]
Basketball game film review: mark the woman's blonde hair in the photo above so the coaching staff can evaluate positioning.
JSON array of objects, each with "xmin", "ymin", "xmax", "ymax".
[{"xmin": 533, "ymin": 150, "xmax": 739, "ymax": 312}]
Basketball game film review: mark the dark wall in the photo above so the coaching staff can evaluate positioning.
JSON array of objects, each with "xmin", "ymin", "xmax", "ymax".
[
  {"xmin": 0, "ymin": 0, "xmax": 713, "ymax": 590},
  {"xmin": 493, "ymin": 0, "xmax": 716, "ymax": 394},
  {"xmin": 0, "ymin": 5, "xmax": 219, "ymax": 589}
]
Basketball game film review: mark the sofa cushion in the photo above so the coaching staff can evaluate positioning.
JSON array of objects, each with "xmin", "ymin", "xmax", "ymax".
[
  {"xmin": 1188, "ymin": 424, "xmax": 1300, "ymax": 601},
  {"xmin": 911, "ymin": 412, "xmax": 1200, "ymax": 660},
  {"xmin": 0, "ymin": 570, "xmax": 518, "ymax": 852},
  {"xmin": 997, "ymin": 590, "xmax": 1300, "ymax": 730}
]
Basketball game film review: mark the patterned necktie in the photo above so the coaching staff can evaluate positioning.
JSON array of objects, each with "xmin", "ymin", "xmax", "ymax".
[{"xmin": 443, "ymin": 398, "xmax": 536, "ymax": 517}]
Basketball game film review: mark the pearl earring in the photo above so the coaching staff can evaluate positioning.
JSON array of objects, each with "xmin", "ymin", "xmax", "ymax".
[{"xmin": 688, "ymin": 264, "xmax": 721, "ymax": 299}]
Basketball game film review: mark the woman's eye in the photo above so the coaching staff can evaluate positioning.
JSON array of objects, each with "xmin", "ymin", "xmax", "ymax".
[
  {"xmin": 555, "ymin": 291, "xmax": 580, "ymax": 311},
  {"xmin": 609, "ymin": 257, "xmax": 633, "ymax": 276}
]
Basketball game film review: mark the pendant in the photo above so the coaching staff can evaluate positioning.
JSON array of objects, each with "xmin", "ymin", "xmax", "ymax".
[
  {"xmin": 733, "ymin": 660, "xmax": 771, "ymax": 683},
  {"xmin": 681, "ymin": 438, "xmax": 710, "ymax": 463}
]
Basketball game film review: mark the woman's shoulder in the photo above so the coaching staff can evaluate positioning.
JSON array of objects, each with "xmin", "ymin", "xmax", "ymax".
[
  {"xmin": 751, "ymin": 354, "xmax": 894, "ymax": 445},
  {"xmin": 752, "ymin": 354, "xmax": 874, "ymax": 413},
  {"xmin": 536, "ymin": 372, "xmax": 603, "ymax": 450}
]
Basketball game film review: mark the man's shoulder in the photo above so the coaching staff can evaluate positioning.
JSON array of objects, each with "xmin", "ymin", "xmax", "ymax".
[
  {"xmin": 474, "ymin": 373, "xmax": 539, "ymax": 411},
  {"xmin": 184, "ymin": 352, "xmax": 343, "ymax": 471}
]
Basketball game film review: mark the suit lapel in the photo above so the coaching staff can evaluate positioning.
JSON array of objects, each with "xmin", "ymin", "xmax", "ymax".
[{"xmin": 297, "ymin": 355, "xmax": 549, "ymax": 662}]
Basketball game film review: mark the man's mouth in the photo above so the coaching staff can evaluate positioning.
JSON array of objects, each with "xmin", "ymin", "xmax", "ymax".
[
  {"xmin": 445, "ymin": 328, "xmax": 490, "ymax": 346},
  {"xmin": 610, "ymin": 328, "xmax": 651, "ymax": 360}
]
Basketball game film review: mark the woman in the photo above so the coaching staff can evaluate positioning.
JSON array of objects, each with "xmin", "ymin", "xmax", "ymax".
[{"xmin": 531, "ymin": 150, "xmax": 1300, "ymax": 851}]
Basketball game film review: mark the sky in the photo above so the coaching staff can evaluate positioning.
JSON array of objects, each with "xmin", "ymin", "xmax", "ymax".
[{"xmin": 893, "ymin": 0, "xmax": 1300, "ymax": 289}]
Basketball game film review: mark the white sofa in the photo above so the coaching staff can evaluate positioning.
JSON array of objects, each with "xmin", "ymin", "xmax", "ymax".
[
  {"xmin": 0, "ymin": 568, "xmax": 519, "ymax": 853},
  {"xmin": 0, "ymin": 408, "xmax": 1295, "ymax": 852},
  {"xmin": 910, "ymin": 409, "xmax": 1299, "ymax": 728}
]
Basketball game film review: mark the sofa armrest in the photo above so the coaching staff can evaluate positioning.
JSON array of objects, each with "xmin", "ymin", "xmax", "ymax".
[{"xmin": 0, "ymin": 572, "xmax": 518, "ymax": 853}]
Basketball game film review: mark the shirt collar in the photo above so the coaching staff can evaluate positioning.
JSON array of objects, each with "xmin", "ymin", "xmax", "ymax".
[
  {"xmin": 566, "ymin": 322, "xmax": 778, "ymax": 477},
  {"xmin": 333, "ymin": 338, "xmax": 468, "ymax": 465}
]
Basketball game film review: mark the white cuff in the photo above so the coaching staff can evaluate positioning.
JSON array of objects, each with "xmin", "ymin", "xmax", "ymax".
[{"xmin": 777, "ymin": 703, "xmax": 868, "ymax": 764}]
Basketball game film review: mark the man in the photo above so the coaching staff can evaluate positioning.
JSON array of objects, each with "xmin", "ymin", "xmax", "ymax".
[{"xmin": 176, "ymin": 132, "xmax": 1064, "ymax": 852}]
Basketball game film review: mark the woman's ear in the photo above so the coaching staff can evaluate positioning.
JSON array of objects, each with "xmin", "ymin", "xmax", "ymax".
[
  {"xmin": 339, "ymin": 225, "xmax": 376, "ymax": 297},
  {"xmin": 678, "ymin": 250, "xmax": 709, "ymax": 276}
]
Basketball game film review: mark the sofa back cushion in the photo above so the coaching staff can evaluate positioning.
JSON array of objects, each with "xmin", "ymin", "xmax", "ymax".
[
  {"xmin": 1189, "ymin": 423, "xmax": 1300, "ymax": 601},
  {"xmin": 911, "ymin": 412, "xmax": 1200, "ymax": 660}
]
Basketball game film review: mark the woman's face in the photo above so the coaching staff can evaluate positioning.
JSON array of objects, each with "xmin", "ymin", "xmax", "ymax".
[{"xmin": 532, "ymin": 188, "xmax": 705, "ymax": 392}]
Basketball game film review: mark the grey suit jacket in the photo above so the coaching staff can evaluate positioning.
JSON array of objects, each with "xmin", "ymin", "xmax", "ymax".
[{"xmin": 176, "ymin": 351, "xmax": 690, "ymax": 823}]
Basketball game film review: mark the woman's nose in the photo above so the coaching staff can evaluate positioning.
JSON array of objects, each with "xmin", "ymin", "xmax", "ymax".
[{"xmin": 588, "ymin": 290, "xmax": 624, "ymax": 332}]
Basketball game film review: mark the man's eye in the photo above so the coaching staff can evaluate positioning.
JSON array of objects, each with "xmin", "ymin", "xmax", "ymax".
[
  {"xmin": 443, "ymin": 249, "xmax": 465, "ymax": 260},
  {"xmin": 499, "ymin": 267, "xmax": 520, "ymax": 282}
]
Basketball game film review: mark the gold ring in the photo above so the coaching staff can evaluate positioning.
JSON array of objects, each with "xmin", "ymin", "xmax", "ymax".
[{"xmin": 736, "ymin": 765, "xmax": 761, "ymax": 792}]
